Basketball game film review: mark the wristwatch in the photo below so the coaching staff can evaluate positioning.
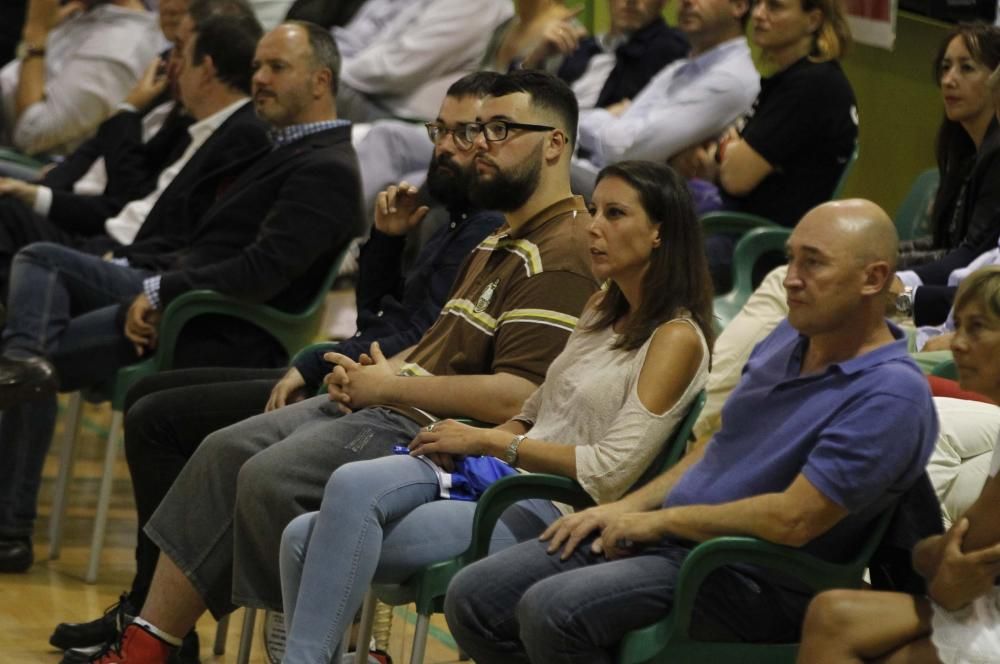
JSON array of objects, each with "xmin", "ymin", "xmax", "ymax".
[
  {"xmin": 503, "ymin": 434, "xmax": 526, "ymax": 466},
  {"xmin": 23, "ymin": 44, "xmax": 46, "ymax": 59},
  {"xmin": 894, "ymin": 286, "xmax": 914, "ymax": 318}
]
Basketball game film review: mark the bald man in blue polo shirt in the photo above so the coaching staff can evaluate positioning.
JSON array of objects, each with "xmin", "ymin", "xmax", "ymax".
[{"xmin": 445, "ymin": 198, "xmax": 941, "ymax": 664}]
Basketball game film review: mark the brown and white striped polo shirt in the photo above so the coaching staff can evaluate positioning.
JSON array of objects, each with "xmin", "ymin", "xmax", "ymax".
[{"xmin": 391, "ymin": 195, "xmax": 598, "ymax": 424}]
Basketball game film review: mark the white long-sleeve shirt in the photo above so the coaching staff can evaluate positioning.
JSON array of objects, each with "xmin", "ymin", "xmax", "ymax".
[
  {"xmin": 576, "ymin": 37, "xmax": 759, "ymax": 168},
  {"xmin": 0, "ymin": 4, "xmax": 165, "ymax": 156},
  {"xmin": 333, "ymin": 0, "xmax": 514, "ymax": 120}
]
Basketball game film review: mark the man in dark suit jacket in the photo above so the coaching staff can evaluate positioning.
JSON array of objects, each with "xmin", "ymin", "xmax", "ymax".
[
  {"xmin": 0, "ymin": 0, "xmax": 270, "ymax": 298},
  {"xmin": 0, "ymin": 20, "xmax": 363, "ymax": 574}
]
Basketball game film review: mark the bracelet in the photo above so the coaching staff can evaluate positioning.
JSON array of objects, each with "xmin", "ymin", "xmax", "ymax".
[
  {"xmin": 503, "ymin": 434, "xmax": 526, "ymax": 466},
  {"xmin": 23, "ymin": 44, "xmax": 46, "ymax": 59}
]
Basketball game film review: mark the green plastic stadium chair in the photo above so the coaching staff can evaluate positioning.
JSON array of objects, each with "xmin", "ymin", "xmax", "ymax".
[
  {"xmin": 616, "ymin": 506, "xmax": 895, "ymax": 664},
  {"xmin": 713, "ymin": 227, "xmax": 792, "ymax": 332},
  {"xmin": 894, "ymin": 169, "xmax": 940, "ymax": 242},
  {"xmin": 47, "ymin": 248, "xmax": 349, "ymax": 586}
]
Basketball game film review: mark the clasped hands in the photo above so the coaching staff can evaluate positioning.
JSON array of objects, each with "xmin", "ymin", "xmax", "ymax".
[{"xmin": 323, "ymin": 341, "xmax": 398, "ymax": 414}]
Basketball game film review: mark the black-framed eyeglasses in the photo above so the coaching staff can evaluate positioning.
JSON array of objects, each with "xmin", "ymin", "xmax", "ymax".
[
  {"xmin": 424, "ymin": 122, "xmax": 475, "ymax": 150},
  {"xmin": 462, "ymin": 120, "xmax": 556, "ymax": 145}
]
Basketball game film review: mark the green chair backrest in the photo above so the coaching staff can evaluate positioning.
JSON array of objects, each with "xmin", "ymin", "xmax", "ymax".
[
  {"xmin": 0, "ymin": 147, "xmax": 48, "ymax": 170},
  {"xmin": 831, "ymin": 141, "xmax": 860, "ymax": 200},
  {"xmin": 107, "ymin": 247, "xmax": 349, "ymax": 409},
  {"xmin": 699, "ymin": 210, "xmax": 779, "ymax": 239},
  {"xmin": 712, "ymin": 227, "xmax": 791, "ymax": 332},
  {"xmin": 930, "ymin": 358, "xmax": 957, "ymax": 380},
  {"xmin": 616, "ymin": 505, "xmax": 897, "ymax": 664},
  {"xmin": 894, "ymin": 168, "xmax": 939, "ymax": 242}
]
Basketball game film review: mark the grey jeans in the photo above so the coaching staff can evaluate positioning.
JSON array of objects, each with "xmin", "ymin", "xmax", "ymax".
[{"xmin": 144, "ymin": 396, "xmax": 422, "ymax": 617}]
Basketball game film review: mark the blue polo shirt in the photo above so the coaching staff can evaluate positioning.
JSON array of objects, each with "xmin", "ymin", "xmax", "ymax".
[{"xmin": 666, "ymin": 319, "xmax": 938, "ymax": 562}]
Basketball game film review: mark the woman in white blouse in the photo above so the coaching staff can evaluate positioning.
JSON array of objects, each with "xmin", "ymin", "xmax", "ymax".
[{"xmin": 277, "ymin": 160, "xmax": 716, "ymax": 664}]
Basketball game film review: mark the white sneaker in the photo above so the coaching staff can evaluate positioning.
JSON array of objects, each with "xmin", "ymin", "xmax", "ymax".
[{"xmin": 262, "ymin": 610, "xmax": 286, "ymax": 664}]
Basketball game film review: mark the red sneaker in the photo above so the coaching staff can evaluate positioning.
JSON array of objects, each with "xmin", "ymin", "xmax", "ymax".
[{"xmin": 91, "ymin": 623, "xmax": 174, "ymax": 663}]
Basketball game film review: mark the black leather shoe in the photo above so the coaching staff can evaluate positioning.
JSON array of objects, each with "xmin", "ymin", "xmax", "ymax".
[
  {"xmin": 0, "ymin": 355, "xmax": 57, "ymax": 408},
  {"xmin": 51, "ymin": 593, "xmax": 136, "ymax": 652},
  {"xmin": 0, "ymin": 537, "xmax": 33, "ymax": 573}
]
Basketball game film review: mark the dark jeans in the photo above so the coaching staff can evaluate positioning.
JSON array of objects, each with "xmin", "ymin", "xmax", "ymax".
[
  {"xmin": 444, "ymin": 537, "xmax": 809, "ymax": 664},
  {"xmin": 0, "ymin": 198, "xmax": 117, "ymax": 300},
  {"xmin": 0, "ymin": 242, "xmax": 149, "ymax": 538},
  {"xmin": 0, "ymin": 242, "xmax": 289, "ymax": 539},
  {"xmin": 123, "ymin": 367, "xmax": 284, "ymax": 604}
]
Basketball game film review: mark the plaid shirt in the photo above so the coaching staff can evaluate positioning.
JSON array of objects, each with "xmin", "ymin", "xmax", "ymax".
[{"xmin": 269, "ymin": 119, "xmax": 350, "ymax": 149}]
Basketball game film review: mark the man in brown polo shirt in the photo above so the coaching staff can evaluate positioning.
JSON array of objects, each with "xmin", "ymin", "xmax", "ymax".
[{"xmin": 106, "ymin": 69, "xmax": 596, "ymax": 661}]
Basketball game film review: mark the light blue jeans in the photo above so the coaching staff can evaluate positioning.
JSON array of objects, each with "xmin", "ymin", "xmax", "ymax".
[{"xmin": 278, "ymin": 454, "xmax": 561, "ymax": 664}]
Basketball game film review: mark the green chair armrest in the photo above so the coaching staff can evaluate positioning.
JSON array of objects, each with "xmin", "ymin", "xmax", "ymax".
[
  {"xmin": 290, "ymin": 341, "xmax": 340, "ymax": 367},
  {"xmin": 619, "ymin": 537, "xmax": 865, "ymax": 664},
  {"xmin": 620, "ymin": 505, "xmax": 895, "ymax": 663},
  {"xmin": 467, "ymin": 473, "xmax": 595, "ymax": 562},
  {"xmin": 153, "ymin": 290, "xmax": 326, "ymax": 371},
  {"xmin": 382, "ymin": 472, "xmax": 594, "ymax": 616}
]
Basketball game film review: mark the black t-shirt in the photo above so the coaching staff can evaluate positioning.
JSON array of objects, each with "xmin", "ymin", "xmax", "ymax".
[{"xmin": 724, "ymin": 58, "xmax": 858, "ymax": 227}]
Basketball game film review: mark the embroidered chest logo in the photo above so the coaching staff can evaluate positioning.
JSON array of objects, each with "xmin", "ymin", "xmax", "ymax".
[{"xmin": 475, "ymin": 278, "xmax": 500, "ymax": 313}]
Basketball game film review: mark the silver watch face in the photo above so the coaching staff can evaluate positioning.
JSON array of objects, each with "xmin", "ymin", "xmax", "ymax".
[{"xmin": 895, "ymin": 292, "xmax": 912, "ymax": 315}]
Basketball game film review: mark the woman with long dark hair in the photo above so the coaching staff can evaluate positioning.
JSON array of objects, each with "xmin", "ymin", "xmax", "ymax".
[
  {"xmin": 892, "ymin": 24, "xmax": 1000, "ymax": 327},
  {"xmin": 904, "ymin": 24, "xmax": 1000, "ymax": 268},
  {"xmin": 276, "ymin": 161, "xmax": 714, "ymax": 664}
]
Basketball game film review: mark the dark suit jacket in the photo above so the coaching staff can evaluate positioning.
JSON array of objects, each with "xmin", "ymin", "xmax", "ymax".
[
  {"xmin": 914, "ymin": 285, "xmax": 958, "ymax": 327},
  {"xmin": 123, "ymin": 102, "xmax": 272, "ymax": 249},
  {"xmin": 119, "ymin": 124, "xmax": 364, "ymax": 368},
  {"xmin": 557, "ymin": 18, "xmax": 688, "ymax": 109},
  {"xmin": 41, "ymin": 103, "xmax": 194, "ymax": 236}
]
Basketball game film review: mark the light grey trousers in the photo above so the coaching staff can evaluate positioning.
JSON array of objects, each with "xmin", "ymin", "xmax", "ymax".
[{"xmin": 145, "ymin": 396, "xmax": 422, "ymax": 617}]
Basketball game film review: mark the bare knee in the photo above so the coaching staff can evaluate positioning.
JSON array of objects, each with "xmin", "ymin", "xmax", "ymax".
[
  {"xmin": 803, "ymin": 589, "xmax": 865, "ymax": 639},
  {"xmin": 799, "ymin": 589, "xmax": 883, "ymax": 664}
]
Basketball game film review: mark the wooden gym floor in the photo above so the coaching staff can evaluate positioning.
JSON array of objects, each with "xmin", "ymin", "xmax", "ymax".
[{"xmin": 0, "ymin": 397, "xmax": 463, "ymax": 663}]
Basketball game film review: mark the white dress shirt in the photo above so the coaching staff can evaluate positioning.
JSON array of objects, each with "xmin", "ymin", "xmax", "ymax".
[
  {"xmin": 333, "ymin": 0, "xmax": 514, "ymax": 120},
  {"xmin": 0, "ymin": 4, "xmax": 165, "ymax": 155},
  {"xmin": 104, "ymin": 97, "xmax": 249, "ymax": 245},
  {"xmin": 576, "ymin": 37, "xmax": 759, "ymax": 168}
]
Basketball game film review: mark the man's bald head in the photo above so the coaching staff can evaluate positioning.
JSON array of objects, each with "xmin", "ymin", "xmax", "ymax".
[
  {"xmin": 801, "ymin": 199, "xmax": 897, "ymax": 271},
  {"xmin": 784, "ymin": 199, "xmax": 898, "ymax": 337}
]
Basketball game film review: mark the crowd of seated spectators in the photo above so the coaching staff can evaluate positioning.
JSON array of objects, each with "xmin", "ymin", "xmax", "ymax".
[{"xmin": 0, "ymin": 1, "xmax": 995, "ymax": 664}]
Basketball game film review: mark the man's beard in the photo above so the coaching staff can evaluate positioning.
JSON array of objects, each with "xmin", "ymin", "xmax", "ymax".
[
  {"xmin": 425, "ymin": 153, "xmax": 473, "ymax": 209},
  {"xmin": 469, "ymin": 144, "xmax": 542, "ymax": 212}
]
